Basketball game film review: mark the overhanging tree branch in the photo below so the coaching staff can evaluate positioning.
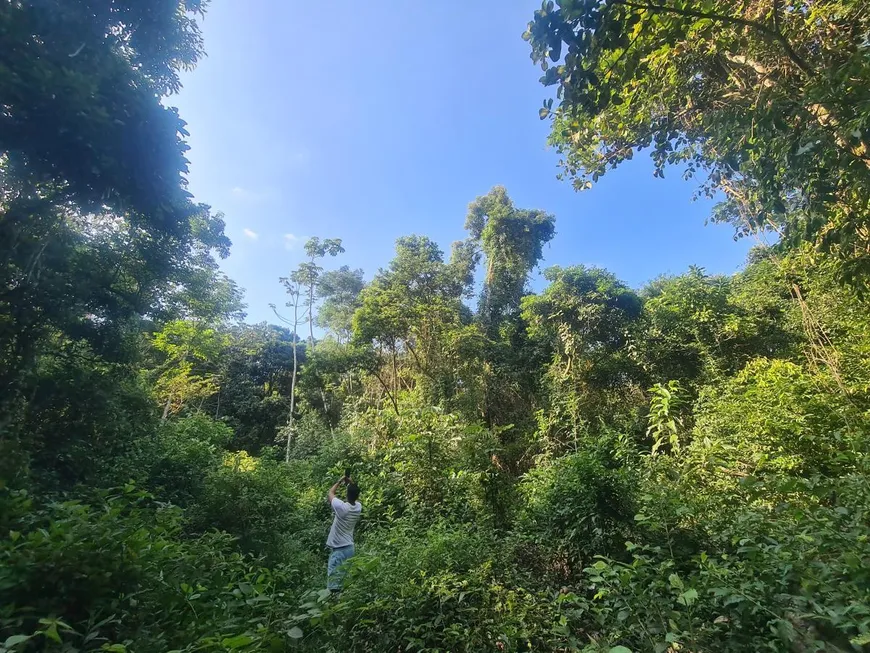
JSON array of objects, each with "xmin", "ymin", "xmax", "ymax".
[{"xmin": 610, "ymin": 0, "xmax": 813, "ymax": 76}]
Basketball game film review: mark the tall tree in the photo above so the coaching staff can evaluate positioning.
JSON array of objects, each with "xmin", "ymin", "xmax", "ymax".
[
  {"xmin": 151, "ymin": 320, "xmax": 229, "ymax": 421},
  {"xmin": 522, "ymin": 265, "xmax": 644, "ymax": 449},
  {"xmin": 271, "ymin": 282, "xmax": 304, "ymax": 463},
  {"xmin": 461, "ymin": 187, "xmax": 555, "ymax": 431},
  {"xmin": 465, "ymin": 186, "xmax": 556, "ymax": 331},
  {"xmin": 0, "ymin": 0, "xmax": 227, "ymax": 417},
  {"xmin": 272, "ymin": 237, "xmax": 342, "ymax": 461},
  {"xmin": 525, "ymin": 0, "xmax": 870, "ymax": 289},
  {"xmin": 316, "ymin": 266, "xmax": 366, "ymax": 343},
  {"xmin": 299, "ymin": 238, "xmax": 345, "ymax": 345},
  {"xmin": 353, "ymin": 236, "xmax": 476, "ymax": 413},
  {"xmin": 0, "ymin": 0, "xmax": 207, "ymax": 233},
  {"xmin": 214, "ymin": 323, "xmax": 297, "ymax": 452}
]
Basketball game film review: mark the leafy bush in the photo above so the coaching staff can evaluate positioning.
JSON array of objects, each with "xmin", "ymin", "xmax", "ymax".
[
  {"xmin": 556, "ymin": 470, "xmax": 870, "ymax": 652},
  {"xmin": 0, "ymin": 486, "xmax": 304, "ymax": 652},
  {"xmin": 682, "ymin": 358, "xmax": 865, "ymax": 519},
  {"xmin": 187, "ymin": 451, "xmax": 308, "ymax": 562},
  {"xmin": 142, "ymin": 413, "xmax": 234, "ymax": 505},
  {"xmin": 13, "ymin": 352, "xmax": 158, "ymax": 490},
  {"xmin": 517, "ymin": 448, "xmax": 637, "ymax": 569},
  {"xmin": 310, "ymin": 520, "xmax": 563, "ymax": 652},
  {"xmin": 334, "ymin": 406, "xmax": 508, "ymax": 528}
]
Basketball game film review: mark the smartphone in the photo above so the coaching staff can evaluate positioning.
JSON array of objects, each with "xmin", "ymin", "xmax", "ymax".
[{"xmin": 344, "ymin": 467, "xmax": 351, "ymax": 482}]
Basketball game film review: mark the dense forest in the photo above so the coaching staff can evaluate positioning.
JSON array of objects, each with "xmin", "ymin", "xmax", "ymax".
[{"xmin": 2, "ymin": 1, "xmax": 869, "ymax": 652}]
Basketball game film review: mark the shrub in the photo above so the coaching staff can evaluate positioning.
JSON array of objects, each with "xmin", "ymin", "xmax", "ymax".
[
  {"xmin": 142, "ymin": 413, "xmax": 234, "ymax": 505},
  {"xmin": 517, "ymin": 448, "xmax": 636, "ymax": 569},
  {"xmin": 556, "ymin": 470, "xmax": 870, "ymax": 652},
  {"xmin": 681, "ymin": 358, "xmax": 866, "ymax": 520},
  {"xmin": 15, "ymin": 353, "xmax": 158, "ymax": 490},
  {"xmin": 0, "ymin": 486, "xmax": 303, "ymax": 652},
  {"xmin": 309, "ymin": 520, "xmax": 563, "ymax": 652},
  {"xmin": 187, "ymin": 452, "xmax": 306, "ymax": 562}
]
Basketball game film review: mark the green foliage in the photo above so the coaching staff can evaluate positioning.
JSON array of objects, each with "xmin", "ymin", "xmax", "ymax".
[
  {"xmin": 4, "ymin": 2, "xmax": 870, "ymax": 648},
  {"xmin": 559, "ymin": 470, "xmax": 870, "ymax": 652},
  {"xmin": 316, "ymin": 266, "xmax": 366, "ymax": 341},
  {"xmin": 142, "ymin": 414, "xmax": 233, "ymax": 505},
  {"xmin": 6, "ymin": 213, "xmax": 870, "ymax": 653},
  {"xmin": 150, "ymin": 320, "xmax": 230, "ymax": 418},
  {"xmin": 215, "ymin": 323, "xmax": 297, "ymax": 452},
  {"xmin": 525, "ymin": 0, "xmax": 870, "ymax": 289},
  {"xmin": 684, "ymin": 358, "xmax": 864, "ymax": 511},
  {"xmin": 466, "ymin": 186, "xmax": 556, "ymax": 330},
  {"xmin": 525, "ymin": 265, "xmax": 645, "ymax": 449},
  {"xmin": 188, "ymin": 453, "xmax": 303, "ymax": 562},
  {"xmin": 299, "ymin": 339, "xmax": 373, "ymax": 429},
  {"xmin": 0, "ymin": 486, "xmax": 306, "ymax": 653},
  {"xmin": 0, "ymin": 0, "xmax": 206, "ymax": 229},
  {"xmin": 314, "ymin": 521, "xmax": 562, "ymax": 653},
  {"xmin": 6, "ymin": 347, "xmax": 157, "ymax": 489},
  {"xmin": 518, "ymin": 448, "xmax": 637, "ymax": 565},
  {"xmin": 647, "ymin": 381, "xmax": 683, "ymax": 456},
  {"xmin": 352, "ymin": 235, "xmax": 477, "ymax": 414}
]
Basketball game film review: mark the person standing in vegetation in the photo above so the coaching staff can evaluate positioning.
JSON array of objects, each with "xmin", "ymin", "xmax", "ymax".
[{"xmin": 326, "ymin": 475, "xmax": 362, "ymax": 591}]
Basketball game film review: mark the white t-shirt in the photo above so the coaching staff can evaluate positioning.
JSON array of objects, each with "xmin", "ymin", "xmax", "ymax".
[{"xmin": 326, "ymin": 497, "xmax": 362, "ymax": 549}]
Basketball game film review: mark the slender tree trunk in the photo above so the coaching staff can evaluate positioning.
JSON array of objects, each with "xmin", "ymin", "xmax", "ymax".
[
  {"xmin": 373, "ymin": 369, "xmax": 400, "ymax": 416},
  {"xmin": 391, "ymin": 345, "xmax": 398, "ymax": 398},
  {"xmin": 161, "ymin": 391, "xmax": 173, "ymax": 422},
  {"xmin": 320, "ymin": 388, "xmax": 330, "ymax": 417},
  {"xmin": 286, "ymin": 290, "xmax": 300, "ymax": 463},
  {"xmin": 308, "ymin": 282, "xmax": 315, "ymax": 346}
]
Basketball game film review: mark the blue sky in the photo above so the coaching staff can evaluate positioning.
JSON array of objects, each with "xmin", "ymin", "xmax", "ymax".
[{"xmin": 172, "ymin": 1, "xmax": 755, "ymax": 324}]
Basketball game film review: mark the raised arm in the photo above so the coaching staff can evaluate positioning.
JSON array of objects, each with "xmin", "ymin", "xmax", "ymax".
[{"xmin": 327, "ymin": 476, "xmax": 346, "ymax": 503}]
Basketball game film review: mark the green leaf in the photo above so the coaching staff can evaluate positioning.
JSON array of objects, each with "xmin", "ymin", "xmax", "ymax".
[
  {"xmin": 287, "ymin": 627, "xmax": 304, "ymax": 639},
  {"xmin": 221, "ymin": 635, "xmax": 254, "ymax": 649},
  {"xmin": 3, "ymin": 635, "xmax": 32, "ymax": 648},
  {"xmin": 678, "ymin": 588, "xmax": 698, "ymax": 606},
  {"xmin": 316, "ymin": 588, "xmax": 332, "ymax": 602},
  {"xmin": 609, "ymin": 647, "xmax": 633, "ymax": 653},
  {"xmin": 668, "ymin": 573, "xmax": 684, "ymax": 590},
  {"xmin": 850, "ymin": 633, "xmax": 870, "ymax": 647},
  {"xmin": 44, "ymin": 624, "xmax": 61, "ymax": 644}
]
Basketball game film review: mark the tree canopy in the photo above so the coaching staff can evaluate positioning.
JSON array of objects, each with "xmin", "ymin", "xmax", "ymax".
[
  {"xmin": 525, "ymin": 0, "xmax": 870, "ymax": 289},
  {"xmin": 2, "ymin": 3, "xmax": 870, "ymax": 653}
]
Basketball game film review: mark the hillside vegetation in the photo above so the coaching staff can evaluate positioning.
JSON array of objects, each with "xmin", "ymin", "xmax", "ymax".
[{"xmin": 1, "ymin": 1, "xmax": 869, "ymax": 652}]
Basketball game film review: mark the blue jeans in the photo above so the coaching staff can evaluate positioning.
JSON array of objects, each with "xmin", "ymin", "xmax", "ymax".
[{"xmin": 327, "ymin": 544, "xmax": 355, "ymax": 590}]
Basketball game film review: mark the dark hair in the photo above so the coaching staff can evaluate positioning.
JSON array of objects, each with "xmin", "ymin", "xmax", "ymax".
[{"xmin": 347, "ymin": 483, "xmax": 360, "ymax": 504}]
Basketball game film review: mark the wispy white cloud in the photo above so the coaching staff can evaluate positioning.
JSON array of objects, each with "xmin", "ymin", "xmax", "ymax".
[
  {"xmin": 243, "ymin": 228, "xmax": 259, "ymax": 240},
  {"xmin": 229, "ymin": 186, "xmax": 276, "ymax": 203},
  {"xmin": 284, "ymin": 233, "xmax": 300, "ymax": 250}
]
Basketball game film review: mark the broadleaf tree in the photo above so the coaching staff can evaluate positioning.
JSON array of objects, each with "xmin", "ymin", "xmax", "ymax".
[{"xmin": 524, "ymin": 0, "xmax": 870, "ymax": 289}]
